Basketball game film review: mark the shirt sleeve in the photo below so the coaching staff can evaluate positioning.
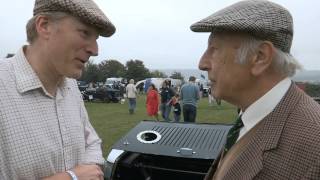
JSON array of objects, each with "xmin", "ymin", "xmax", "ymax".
[{"xmin": 80, "ymin": 101, "xmax": 105, "ymax": 165}]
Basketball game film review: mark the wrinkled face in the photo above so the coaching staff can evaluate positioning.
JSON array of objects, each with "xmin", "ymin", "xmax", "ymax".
[
  {"xmin": 198, "ymin": 32, "xmax": 252, "ymax": 104},
  {"xmin": 46, "ymin": 16, "xmax": 99, "ymax": 79}
]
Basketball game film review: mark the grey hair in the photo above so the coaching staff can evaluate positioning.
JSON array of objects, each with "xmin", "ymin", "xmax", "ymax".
[
  {"xmin": 235, "ymin": 36, "xmax": 302, "ymax": 77},
  {"xmin": 26, "ymin": 12, "xmax": 69, "ymax": 44}
]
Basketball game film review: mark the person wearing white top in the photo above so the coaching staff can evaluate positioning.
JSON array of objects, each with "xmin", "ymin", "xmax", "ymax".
[{"xmin": 126, "ymin": 79, "xmax": 138, "ymax": 114}]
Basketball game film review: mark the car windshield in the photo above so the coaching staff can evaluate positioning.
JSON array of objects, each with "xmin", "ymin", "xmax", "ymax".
[
  {"xmin": 106, "ymin": 80, "xmax": 115, "ymax": 84},
  {"xmin": 77, "ymin": 81, "xmax": 87, "ymax": 86}
]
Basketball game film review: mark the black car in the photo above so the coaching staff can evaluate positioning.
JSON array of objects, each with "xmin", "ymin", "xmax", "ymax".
[
  {"xmin": 77, "ymin": 81, "xmax": 89, "ymax": 92},
  {"xmin": 83, "ymin": 87, "xmax": 121, "ymax": 103}
]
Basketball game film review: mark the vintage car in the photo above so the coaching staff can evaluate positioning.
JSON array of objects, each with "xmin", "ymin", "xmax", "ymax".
[
  {"xmin": 77, "ymin": 80, "xmax": 89, "ymax": 93},
  {"xmin": 82, "ymin": 86, "xmax": 121, "ymax": 103}
]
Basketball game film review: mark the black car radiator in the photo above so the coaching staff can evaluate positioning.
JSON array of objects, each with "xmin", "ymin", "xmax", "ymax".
[{"xmin": 105, "ymin": 120, "xmax": 232, "ymax": 180}]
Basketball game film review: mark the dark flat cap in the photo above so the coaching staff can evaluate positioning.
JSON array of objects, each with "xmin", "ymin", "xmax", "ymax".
[
  {"xmin": 190, "ymin": 0, "xmax": 293, "ymax": 53},
  {"xmin": 33, "ymin": 0, "xmax": 116, "ymax": 37}
]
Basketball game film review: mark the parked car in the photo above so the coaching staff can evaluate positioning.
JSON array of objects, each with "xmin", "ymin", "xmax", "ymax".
[
  {"xmin": 77, "ymin": 80, "xmax": 88, "ymax": 92},
  {"xmin": 82, "ymin": 86, "xmax": 121, "ymax": 103},
  {"xmin": 202, "ymin": 87, "xmax": 209, "ymax": 97}
]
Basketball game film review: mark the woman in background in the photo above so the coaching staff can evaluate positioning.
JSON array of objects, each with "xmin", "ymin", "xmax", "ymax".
[{"xmin": 146, "ymin": 84, "xmax": 159, "ymax": 121}]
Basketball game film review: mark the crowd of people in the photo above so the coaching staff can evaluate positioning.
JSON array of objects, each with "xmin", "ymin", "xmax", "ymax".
[
  {"xmin": 141, "ymin": 76, "xmax": 205, "ymax": 123},
  {"xmin": 86, "ymin": 76, "xmax": 210, "ymax": 122},
  {"xmin": 1, "ymin": 0, "xmax": 320, "ymax": 179}
]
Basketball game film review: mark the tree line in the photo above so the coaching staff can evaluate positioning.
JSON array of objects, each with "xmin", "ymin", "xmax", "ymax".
[{"xmin": 79, "ymin": 59, "xmax": 185, "ymax": 84}]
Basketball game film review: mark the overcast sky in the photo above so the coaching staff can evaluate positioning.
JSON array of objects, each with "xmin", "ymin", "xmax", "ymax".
[{"xmin": 1, "ymin": 0, "xmax": 319, "ymax": 70}]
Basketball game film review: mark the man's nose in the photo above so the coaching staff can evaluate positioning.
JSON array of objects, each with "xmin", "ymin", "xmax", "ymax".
[
  {"xmin": 198, "ymin": 52, "xmax": 209, "ymax": 71},
  {"xmin": 86, "ymin": 40, "xmax": 99, "ymax": 56}
]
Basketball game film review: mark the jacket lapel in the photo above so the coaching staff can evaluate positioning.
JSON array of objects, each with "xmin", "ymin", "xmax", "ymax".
[
  {"xmin": 224, "ymin": 83, "xmax": 301, "ymax": 179},
  {"xmin": 259, "ymin": 83, "xmax": 301, "ymax": 151}
]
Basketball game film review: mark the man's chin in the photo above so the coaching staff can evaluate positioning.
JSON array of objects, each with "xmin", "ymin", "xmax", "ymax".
[{"xmin": 66, "ymin": 71, "xmax": 82, "ymax": 79}]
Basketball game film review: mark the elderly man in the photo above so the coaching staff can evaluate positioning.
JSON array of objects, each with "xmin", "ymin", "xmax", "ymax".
[
  {"xmin": 0, "ymin": 0, "xmax": 115, "ymax": 179},
  {"xmin": 191, "ymin": 0, "xmax": 320, "ymax": 179}
]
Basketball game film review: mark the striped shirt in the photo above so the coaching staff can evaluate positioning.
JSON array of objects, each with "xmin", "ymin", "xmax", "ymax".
[{"xmin": 0, "ymin": 47, "xmax": 104, "ymax": 180}]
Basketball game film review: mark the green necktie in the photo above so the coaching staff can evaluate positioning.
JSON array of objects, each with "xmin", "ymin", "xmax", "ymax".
[{"xmin": 224, "ymin": 115, "xmax": 244, "ymax": 154}]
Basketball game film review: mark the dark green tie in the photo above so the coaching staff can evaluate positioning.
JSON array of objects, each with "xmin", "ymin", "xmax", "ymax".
[{"xmin": 224, "ymin": 115, "xmax": 244, "ymax": 154}]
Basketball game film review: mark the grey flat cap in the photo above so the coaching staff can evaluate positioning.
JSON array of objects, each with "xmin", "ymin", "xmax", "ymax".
[
  {"xmin": 190, "ymin": 0, "xmax": 293, "ymax": 53},
  {"xmin": 33, "ymin": 0, "xmax": 116, "ymax": 37}
]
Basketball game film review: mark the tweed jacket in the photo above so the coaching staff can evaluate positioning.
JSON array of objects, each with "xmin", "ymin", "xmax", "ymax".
[{"xmin": 207, "ymin": 83, "xmax": 320, "ymax": 180}]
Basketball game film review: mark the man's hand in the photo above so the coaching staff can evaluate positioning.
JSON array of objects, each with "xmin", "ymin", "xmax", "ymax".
[
  {"xmin": 73, "ymin": 164, "xmax": 104, "ymax": 180},
  {"xmin": 42, "ymin": 164, "xmax": 104, "ymax": 180}
]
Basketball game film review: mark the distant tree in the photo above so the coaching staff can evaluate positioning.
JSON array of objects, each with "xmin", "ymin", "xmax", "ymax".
[
  {"xmin": 125, "ymin": 59, "xmax": 150, "ymax": 82},
  {"xmin": 305, "ymin": 83, "xmax": 320, "ymax": 97},
  {"xmin": 150, "ymin": 70, "xmax": 168, "ymax": 78},
  {"xmin": 98, "ymin": 59, "xmax": 125, "ymax": 81},
  {"xmin": 79, "ymin": 60, "xmax": 100, "ymax": 83},
  {"xmin": 170, "ymin": 71, "xmax": 184, "ymax": 81}
]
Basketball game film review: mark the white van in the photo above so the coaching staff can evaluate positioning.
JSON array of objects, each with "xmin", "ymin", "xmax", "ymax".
[
  {"xmin": 135, "ymin": 78, "xmax": 182, "ymax": 93},
  {"xmin": 105, "ymin": 77, "xmax": 125, "ymax": 88}
]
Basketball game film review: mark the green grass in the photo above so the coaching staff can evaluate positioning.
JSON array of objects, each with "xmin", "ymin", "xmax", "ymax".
[{"xmin": 85, "ymin": 95, "xmax": 238, "ymax": 156}]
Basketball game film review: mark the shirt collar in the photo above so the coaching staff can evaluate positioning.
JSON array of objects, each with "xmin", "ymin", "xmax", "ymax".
[
  {"xmin": 12, "ymin": 46, "xmax": 68, "ymax": 98},
  {"xmin": 13, "ymin": 47, "xmax": 43, "ymax": 94},
  {"xmin": 241, "ymin": 78, "xmax": 292, "ymax": 132}
]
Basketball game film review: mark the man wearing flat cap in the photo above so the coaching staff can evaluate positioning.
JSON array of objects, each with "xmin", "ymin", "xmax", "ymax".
[
  {"xmin": 0, "ymin": 0, "xmax": 115, "ymax": 179},
  {"xmin": 191, "ymin": 0, "xmax": 320, "ymax": 179}
]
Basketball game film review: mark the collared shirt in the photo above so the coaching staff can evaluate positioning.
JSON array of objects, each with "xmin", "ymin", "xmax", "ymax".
[
  {"xmin": 0, "ymin": 47, "xmax": 104, "ymax": 180},
  {"xmin": 238, "ymin": 78, "xmax": 292, "ymax": 139}
]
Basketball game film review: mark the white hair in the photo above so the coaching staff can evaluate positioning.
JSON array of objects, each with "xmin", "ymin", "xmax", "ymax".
[{"xmin": 235, "ymin": 36, "xmax": 302, "ymax": 77}]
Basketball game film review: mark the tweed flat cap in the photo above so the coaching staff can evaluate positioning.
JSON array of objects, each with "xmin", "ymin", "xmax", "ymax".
[
  {"xmin": 33, "ymin": 0, "xmax": 116, "ymax": 37},
  {"xmin": 190, "ymin": 0, "xmax": 293, "ymax": 53}
]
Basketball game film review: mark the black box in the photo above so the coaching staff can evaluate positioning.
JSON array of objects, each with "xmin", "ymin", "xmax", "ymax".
[{"xmin": 105, "ymin": 120, "xmax": 231, "ymax": 180}]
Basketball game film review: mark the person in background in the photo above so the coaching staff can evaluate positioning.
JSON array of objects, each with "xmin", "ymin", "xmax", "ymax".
[
  {"xmin": 0, "ymin": 0, "xmax": 116, "ymax": 179},
  {"xmin": 139, "ymin": 84, "xmax": 144, "ymax": 94},
  {"xmin": 146, "ymin": 84, "xmax": 159, "ymax": 121},
  {"xmin": 126, "ymin": 79, "xmax": 138, "ymax": 114},
  {"xmin": 208, "ymin": 87, "xmax": 221, "ymax": 106},
  {"xmin": 192, "ymin": 0, "xmax": 320, "ymax": 179},
  {"xmin": 208, "ymin": 87, "xmax": 213, "ymax": 106},
  {"xmin": 172, "ymin": 93, "xmax": 181, "ymax": 122},
  {"xmin": 160, "ymin": 80, "xmax": 175, "ymax": 121},
  {"xmin": 199, "ymin": 83, "xmax": 204, "ymax": 98},
  {"xmin": 180, "ymin": 76, "xmax": 200, "ymax": 122}
]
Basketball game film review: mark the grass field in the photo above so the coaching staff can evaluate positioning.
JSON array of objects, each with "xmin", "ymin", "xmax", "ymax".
[{"xmin": 85, "ymin": 95, "xmax": 238, "ymax": 157}]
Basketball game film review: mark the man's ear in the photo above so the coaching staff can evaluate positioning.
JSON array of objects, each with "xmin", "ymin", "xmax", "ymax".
[
  {"xmin": 34, "ymin": 15, "xmax": 52, "ymax": 40},
  {"xmin": 250, "ymin": 41, "xmax": 274, "ymax": 76}
]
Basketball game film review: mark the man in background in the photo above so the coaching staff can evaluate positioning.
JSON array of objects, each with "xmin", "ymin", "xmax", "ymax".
[
  {"xmin": 0, "ymin": 0, "xmax": 116, "ymax": 179},
  {"xmin": 160, "ymin": 80, "xmax": 175, "ymax": 121},
  {"xmin": 180, "ymin": 76, "xmax": 200, "ymax": 122},
  {"xmin": 126, "ymin": 79, "xmax": 138, "ymax": 114},
  {"xmin": 192, "ymin": 0, "xmax": 320, "ymax": 179}
]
